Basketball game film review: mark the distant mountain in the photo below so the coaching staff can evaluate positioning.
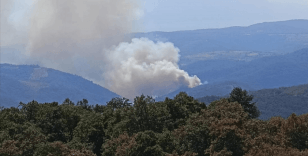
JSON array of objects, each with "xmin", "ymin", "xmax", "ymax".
[
  {"xmin": 158, "ymin": 47, "xmax": 308, "ymax": 99},
  {"xmin": 132, "ymin": 19, "xmax": 308, "ymax": 65},
  {"xmin": 195, "ymin": 48, "xmax": 308, "ymax": 88},
  {"xmin": 155, "ymin": 80, "xmax": 254, "ymax": 101},
  {"xmin": 0, "ymin": 64, "xmax": 120, "ymax": 108},
  {"xmin": 134, "ymin": 20, "xmax": 308, "ymax": 98},
  {"xmin": 2, "ymin": 19, "xmax": 308, "ymax": 108},
  {"xmin": 196, "ymin": 83, "xmax": 308, "ymax": 121}
]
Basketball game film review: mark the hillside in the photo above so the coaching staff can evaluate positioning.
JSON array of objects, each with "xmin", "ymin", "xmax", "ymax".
[
  {"xmin": 155, "ymin": 80, "xmax": 254, "ymax": 101},
  {"xmin": 133, "ymin": 20, "xmax": 308, "ymax": 97},
  {"xmin": 0, "ymin": 64, "xmax": 120, "ymax": 108},
  {"xmin": 197, "ymin": 83, "xmax": 308, "ymax": 120},
  {"xmin": 2, "ymin": 19, "xmax": 308, "ymax": 108},
  {"xmin": 158, "ymin": 47, "xmax": 308, "ymax": 99},
  {"xmin": 133, "ymin": 19, "xmax": 308, "ymax": 64}
]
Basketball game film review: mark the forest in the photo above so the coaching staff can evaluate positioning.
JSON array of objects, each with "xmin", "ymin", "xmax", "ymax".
[
  {"xmin": 197, "ymin": 84, "xmax": 308, "ymax": 120},
  {"xmin": 1, "ymin": 87, "xmax": 308, "ymax": 156}
]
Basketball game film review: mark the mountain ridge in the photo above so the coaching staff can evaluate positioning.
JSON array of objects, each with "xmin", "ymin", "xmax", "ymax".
[
  {"xmin": 156, "ymin": 48, "xmax": 308, "ymax": 101},
  {"xmin": 0, "ymin": 63, "xmax": 120, "ymax": 108}
]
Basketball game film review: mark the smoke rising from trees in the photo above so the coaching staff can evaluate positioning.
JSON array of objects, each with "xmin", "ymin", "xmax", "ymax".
[
  {"xmin": 103, "ymin": 38, "xmax": 201, "ymax": 99},
  {"xmin": 1, "ymin": 0, "xmax": 201, "ymax": 100}
]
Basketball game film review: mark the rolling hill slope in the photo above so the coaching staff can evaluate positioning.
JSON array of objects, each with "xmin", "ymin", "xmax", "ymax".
[
  {"xmin": 133, "ymin": 19, "xmax": 308, "ymax": 65},
  {"xmin": 0, "ymin": 64, "xmax": 120, "ymax": 108},
  {"xmin": 156, "ymin": 47, "xmax": 308, "ymax": 100},
  {"xmin": 196, "ymin": 83, "xmax": 308, "ymax": 120}
]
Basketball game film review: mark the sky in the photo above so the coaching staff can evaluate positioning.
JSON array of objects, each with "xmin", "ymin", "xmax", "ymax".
[
  {"xmin": 139, "ymin": 0, "xmax": 308, "ymax": 32},
  {"xmin": 4, "ymin": 0, "xmax": 308, "ymax": 33}
]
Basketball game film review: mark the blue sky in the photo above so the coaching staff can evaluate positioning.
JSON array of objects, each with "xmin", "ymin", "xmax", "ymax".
[
  {"xmin": 4, "ymin": 0, "xmax": 308, "ymax": 33},
  {"xmin": 138, "ymin": 0, "xmax": 308, "ymax": 32}
]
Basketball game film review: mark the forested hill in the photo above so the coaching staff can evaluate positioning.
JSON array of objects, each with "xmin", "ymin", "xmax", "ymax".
[
  {"xmin": 133, "ymin": 19, "xmax": 308, "ymax": 60},
  {"xmin": 197, "ymin": 83, "xmax": 308, "ymax": 120},
  {"xmin": 156, "ymin": 48, "xmax": 308, "ymax": 101},
  {"xmin": 0, "ymin": 64, "xmax": 120, "ymax": 108}
]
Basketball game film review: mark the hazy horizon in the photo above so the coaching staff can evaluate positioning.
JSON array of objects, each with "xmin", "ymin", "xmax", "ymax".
[{"xmin": 2, "ymin": 0, "xmax": 308, "ymax": 33}]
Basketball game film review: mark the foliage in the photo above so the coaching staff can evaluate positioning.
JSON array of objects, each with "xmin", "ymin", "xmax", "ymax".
[
  {"xmin": 34, "ymin": 141, "xmax": 95, "ymax": 156},
  {"xmin": 1, "ymin": 90, "xmax": 308, "ymax": 155},
  {"xmin": 106, "ymin": 97, "xmax": 132, "ymax": 111},
  {"xmin": 227, "ymin": 87, "xmax": 260, "ymax": 119},
  {"xmin": 197, "ymin": 84, "xmax": 308, "ymax": 120}
]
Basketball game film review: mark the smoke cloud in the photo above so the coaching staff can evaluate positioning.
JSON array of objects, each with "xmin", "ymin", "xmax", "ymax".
[
  {"xmin": 0, "ymin": 0, "xmax": 28, "ymax": 46},
  {"xmin": 103, "ymin": 38, "xmax": 201, "ymax": 99},
  {"xmin": 1, "ymin": 0, "xmax": 201, "ymax": 100},
  {"xmin": 25, "ymin": 0, "xmax": 139, "ymax": 76}
]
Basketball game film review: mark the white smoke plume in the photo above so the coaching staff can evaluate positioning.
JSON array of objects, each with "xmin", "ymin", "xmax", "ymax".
[
  {"xmin": 0, "ymin": 0, "xmax": 29, "ymax": 47},
  {"xmin": 25, "ymin": 0, "xmax": 139, "ymax": 77},
  {"xmin": 103, "ymin": 38, "xmax": 201, "ymax": 99},
  {"xmin": 1, "ymin": 0, "xmax": 201, "ymax": 100}
]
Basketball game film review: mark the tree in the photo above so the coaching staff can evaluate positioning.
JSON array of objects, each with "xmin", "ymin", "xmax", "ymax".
[
  {"xmin": 228, "ymin": 87, "xmax": 260, "ymax": 119},
  {"xmin": 77, "ymin": 99, "xmax": 92, "ymax": 110},
  {"xmin": 19, "ymin": 100, "xmax": 40, "ymax": 122},
  {"xmin": 73, "ymin": 113, "xmax": 105, "ymax": 156},
  {"xmin": 93, "ymin": 104, "xmax": 105, "ymax": 114},
  {"xmin": 130, "ymin": 94, "xmax": 154, "ymax": 133},
  {"xmin": 0, "ymin": 122, "xmax": 47, "ymax": 156},
  {"xmin": 34, "ymin": 141, "xmax": 95, "ymax": 156},
  {"xmin": 173, "ymin": 92, "xmax": 206, "ymax": 115},
  {"xmin": 106, "ymin": 97, "xmax": 132, "ymax": 111},
  {"xmin": 163, "ymin": 92, "xmax": 206, "ymax": 131},
  {"xmin": 102, "ymin": 131, "xmax": 165, "ymax": 156},
  {"xmin": 62, "ymin": 98, "xmax": 75, "ymax": 106}
]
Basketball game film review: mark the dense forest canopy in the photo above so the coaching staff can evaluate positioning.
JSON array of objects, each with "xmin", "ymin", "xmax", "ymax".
[{"xmin": 1, "ymin": 88, "xmax": 308, "ymax": 156}]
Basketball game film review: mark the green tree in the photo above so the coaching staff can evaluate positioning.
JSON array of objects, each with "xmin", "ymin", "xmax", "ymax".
[
  {"xmin": 129, "ymin": 130, "xmax": 165, "ymax": 156},
  {"xmin": 102, "ymin": 130, "xmax": 165, "ymax": 156},
  {"xmin": 34, "ymin": 141, "xmax": 95, "ymax": 156},
  {"xmin": 76, "ymin": 99, "xmax": 92, "ymax": 110},
  {"xmin": 19, "ymin": 100, "xmax": 40, "ymax": 123},
  {"xmin": 204, "ymin": 99, "xmax": 249, "ymax": 156},
  {"xmin": 93, "ymin": 104, "xmax": 105, "ymax": 114},
  {"xmin": 164, "ymin": 92, "xmax": 206, "ymax": 131},
  {"xmin": 62, "ymin": 98, "xmax": 75, "ymax": 106},
  {"xmin": 0, "ymin": 122, "xmax": 47, "ymax": 156},
  {"xmin": 106, "ymin": 97, "xmax": 132, "ymax": 111},
  {"xmin": 129, "ymin": 94, "xmax": 154, "ymax": 134},
  {"xmin": 228, "ymin": 87, "xmax": 260, "ymax": 119},
  {"xmin": 73, "ymin": 113, "xmax": 106, "ymax": 156},
  {"xmin": 37, "ymin": 106, "xmax": 67, "ymax": 142}
]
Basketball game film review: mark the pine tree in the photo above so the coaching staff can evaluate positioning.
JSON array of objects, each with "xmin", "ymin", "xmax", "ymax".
[{"xmin": 228, "ymin": 87, "xmax": 260, "ymax": 119}]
